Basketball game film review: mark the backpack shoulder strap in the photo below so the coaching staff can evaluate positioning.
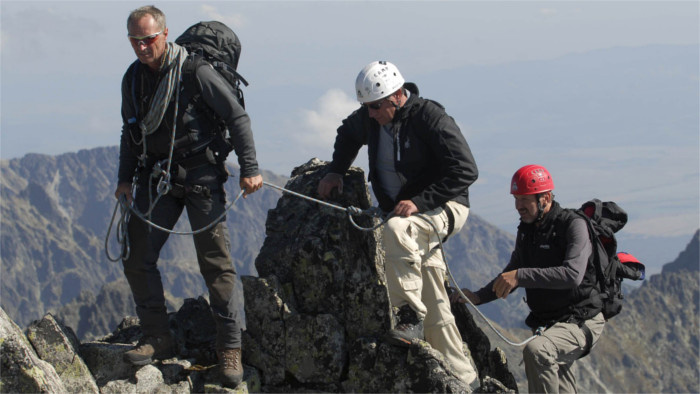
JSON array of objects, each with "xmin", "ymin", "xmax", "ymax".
[
  {"xmin": 179, "ymin": 54, "xmax": 213, "ymax": 110},
  {"xmin": 128, "ymin": 60, "xmax": 141, "ymax": 121}
]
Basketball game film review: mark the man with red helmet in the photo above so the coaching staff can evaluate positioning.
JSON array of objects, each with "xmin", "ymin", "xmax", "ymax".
[{"xmin": 452, "ymin": 164, "xmax": 606, "ymax": 393}]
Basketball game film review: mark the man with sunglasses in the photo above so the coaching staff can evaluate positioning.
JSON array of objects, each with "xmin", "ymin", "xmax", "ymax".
[
  {"xmin": 317, "ymin": 61, "xmax": 479, "ymax": 387},
  {"xmin": 114, "ymin": 5, "xmax": 262, "ymax": 388}
]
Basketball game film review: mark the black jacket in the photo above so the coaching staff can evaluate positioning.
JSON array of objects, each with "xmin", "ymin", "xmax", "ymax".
[
  {"xmin": 118, "ymin": 57, "xmax": 259, "ymax": 184},
  {"xmin": 328, "ymin": 83, "xmax": 478, "ymax": 213}
]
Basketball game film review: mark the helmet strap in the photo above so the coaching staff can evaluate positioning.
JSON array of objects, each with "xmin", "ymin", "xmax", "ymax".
[
  {"xmin": 390, "ymin": 89, "xmax": 405, "ymax": 110},
  {"xmin": 535, "ymin": 193, "xmax": 546, "ymax": 223}
]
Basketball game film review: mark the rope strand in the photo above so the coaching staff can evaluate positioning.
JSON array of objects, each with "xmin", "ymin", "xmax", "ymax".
[{"xmin": 105, "ymin": 178, "xmax": 541, "ymax": 346}]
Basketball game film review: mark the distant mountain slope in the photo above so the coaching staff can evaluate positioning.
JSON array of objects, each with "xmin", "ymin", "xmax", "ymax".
[
  {"xmin": 3, "ymin": 147, "xmax": 697, "ymax": 392},
  {"xmin": 585, "ymin": 230, "xmax": 699, "ymax": 393}
]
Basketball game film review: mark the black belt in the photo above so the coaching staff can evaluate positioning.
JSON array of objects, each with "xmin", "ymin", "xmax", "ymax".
[{"xmin": 442, "ymin": 203, "xmax": 456, "ymax": 243}]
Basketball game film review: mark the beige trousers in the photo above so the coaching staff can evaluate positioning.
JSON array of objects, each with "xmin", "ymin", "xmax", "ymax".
[
  {"xmin": 383, "ymin": 201, "xmax": 477, "ymax": 385},
  {"xmin": 523, "ymin": 312, "xmax": 606, "ymax": 393}
]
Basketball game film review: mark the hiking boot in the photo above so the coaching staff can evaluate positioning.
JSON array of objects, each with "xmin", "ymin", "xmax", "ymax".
[
  {"xmin": 123, "ymin": 333, "xmax": 175, "ymax": 366},
  {"xmin": 218, "ymin": 348, "xmax": 243, "ymax": 388},
  {"xmin": 384, "ymin": 304, "xmax": 424, "ymax": 347}
]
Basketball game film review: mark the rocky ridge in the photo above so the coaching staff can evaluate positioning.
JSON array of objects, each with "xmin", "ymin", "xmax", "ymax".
[{"xmin": 0, "ymin": 159, "xmax": 516, "ymax": 393}]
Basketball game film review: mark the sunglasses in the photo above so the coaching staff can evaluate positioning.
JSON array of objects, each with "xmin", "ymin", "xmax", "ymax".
[
  {"xmin": 364, "ymin": 98, "xmax": 388, "ymax": 110},
  {"xmin": 128, "ymin": 31, "xmax": 163, "ymax": 46}
]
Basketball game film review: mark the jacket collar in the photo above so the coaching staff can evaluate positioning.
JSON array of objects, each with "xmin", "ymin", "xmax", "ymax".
[
  {"xmin": 393, "ymin": 82, "xmax": 420, "ymax": 122},
  {"xmin": 518, "ymin": 200, "xmax": 563, "ymax": 234}
]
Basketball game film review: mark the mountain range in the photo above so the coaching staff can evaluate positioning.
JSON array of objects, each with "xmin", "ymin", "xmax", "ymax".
[{"xmin": 1, "ymin": 146, "xmax": 697, "ymax": 392}]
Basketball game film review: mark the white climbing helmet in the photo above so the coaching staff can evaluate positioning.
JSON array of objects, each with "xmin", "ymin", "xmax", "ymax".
[{"xmin": 355, "ymin": 61, "xmax": 405, "ymax": 103}]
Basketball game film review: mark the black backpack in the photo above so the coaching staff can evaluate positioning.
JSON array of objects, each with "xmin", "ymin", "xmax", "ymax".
[
  {"xmin": 170, "ymin": 21, "xmax": 250, "ymax": 165},
  {"xmin": 176, "ymin": 21, "xmax": 249, "ymax": 108},
  {"xmin": 572, "ymin": 199, "xmax": 645, "ymax": 320}
]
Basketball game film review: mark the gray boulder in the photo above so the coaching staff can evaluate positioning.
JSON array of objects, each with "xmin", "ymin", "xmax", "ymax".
[
  {"xmin": 0, "ymin": 307, "xmax": 66, "ymax": 393},
  {"xmin": 25, "ymin": 313, "xmax": 99, "ymax": 393}
]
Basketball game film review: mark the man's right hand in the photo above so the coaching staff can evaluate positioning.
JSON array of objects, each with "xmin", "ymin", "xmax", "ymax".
[
  {"xmin": 114, "ymin": 182, "xmax": 133, "ymax": 205},
  {"xmin": 450, "ymin": 288, "xmax": 481, "ymax": 305},
  {"xmin": 317, "ymin": 173, "xmax": 343, "ymax": 199}
]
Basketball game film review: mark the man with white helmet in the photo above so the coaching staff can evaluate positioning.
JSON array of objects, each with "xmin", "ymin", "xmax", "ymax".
[{"xmin": 318, "ymin": 61, "xmax": 479, "ymax": 386}]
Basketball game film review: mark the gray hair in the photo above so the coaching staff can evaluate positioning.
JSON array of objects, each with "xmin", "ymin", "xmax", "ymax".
[{"xmin": 127, "ymin": 5, "xmax": 166, "ymax": 31}]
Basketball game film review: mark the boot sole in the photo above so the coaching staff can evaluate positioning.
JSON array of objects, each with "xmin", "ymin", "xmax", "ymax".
[
  {"xmin": 221, "ymin": 376, "xmax": 244, "ymax": 388},
  {"xmin": 124, "ymin": 356, "xmax": 153, "ymax": 366},
  {"xmin": 124, "ymin": 350, "xmax": 175, "ymax": 366}
]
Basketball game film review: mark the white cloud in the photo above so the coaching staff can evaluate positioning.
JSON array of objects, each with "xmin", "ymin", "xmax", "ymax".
[
  {"xmin": 540, "ymin": 8, "xmax": 558, "ymax": 16},
  {"xmin": 296, "ymin": 89, "xmax": 359, "ymax": 149},
  {"xmin": 199, "ymin": 5, "xmax": 247, "ymax": 28}
]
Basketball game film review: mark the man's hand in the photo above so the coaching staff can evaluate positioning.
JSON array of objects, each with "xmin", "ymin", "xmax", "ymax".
[
  {"xmin": 240, "ymin": 174, "xmax": 263, "ymax": 198},
  {"xmin": 317, "ymin": 173, "xmax": 343, "ymax": 199},
  {"xmin": 450, "ymin": 288, "xmax": 481, "ymax": 305},
  {"xmin": 394, "ymin": 200, "xmax": 418, "ymax": 217},
  {"xmin": 493, "ymin": 270, "xmax": 519, "ymax": 299},
  {"xmin": 114, "ymin": 182, "xmax": 133, "ymax": 205}
]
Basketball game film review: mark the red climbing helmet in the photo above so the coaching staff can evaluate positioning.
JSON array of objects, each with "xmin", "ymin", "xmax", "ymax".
[{"xmin": 510, "ymin": 164, "xmax": 554, "ymax": 195}]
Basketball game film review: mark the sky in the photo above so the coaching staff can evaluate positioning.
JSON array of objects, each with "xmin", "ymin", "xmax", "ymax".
[{"xmin": 1, "ymin": 1, "xmax": 699, "ymax": 271}]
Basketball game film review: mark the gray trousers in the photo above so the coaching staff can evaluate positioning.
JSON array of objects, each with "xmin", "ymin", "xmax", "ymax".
[
  {"xmin": 523, "ymin": 312, "xmax": 605, "ymax": 393},
  {"xmin": 122, "ymin": 180, "xmax": 241, "ymax": 350}
]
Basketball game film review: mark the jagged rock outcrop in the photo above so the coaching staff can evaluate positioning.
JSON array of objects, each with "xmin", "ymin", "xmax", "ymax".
[
  {"xmin": 78, "ymin": 299, "xmax": 262, "ymax": 393},
  {"xmin": 1, "ymin": 147, "xmax": 521, "ymax": 345},
  {"xmin": 25, "ymin": 313, "xmax": 99, "ymax": 393},
  {"xmin": 242, "ymin": 158, "xmax": 516, "ymax": 392}
]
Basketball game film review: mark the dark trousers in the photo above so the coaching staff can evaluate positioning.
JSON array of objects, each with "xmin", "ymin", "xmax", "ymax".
[{"xmin": 122, "ymin": 181, "xmax": 241, "ymax": 349}]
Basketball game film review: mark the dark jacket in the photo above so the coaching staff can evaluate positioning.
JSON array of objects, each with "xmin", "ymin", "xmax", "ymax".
[
  {"xmin": 475, "ymin": 201, "xmax": 599, "ymax": 328},
  {"xmin": 118, "ymin": 57, "xmax": 259, "ymax": 184},
  {"xmin": 328, "ymin": 83, "xmax": 478, "ymax": 213}
]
